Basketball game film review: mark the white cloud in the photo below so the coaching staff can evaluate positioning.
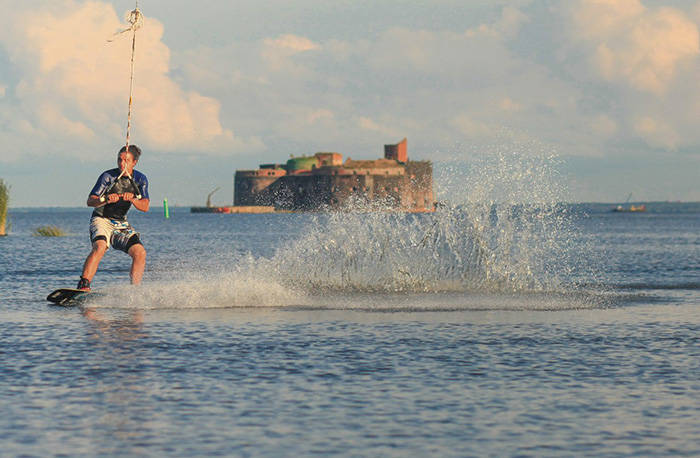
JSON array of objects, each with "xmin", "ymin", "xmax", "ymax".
[
  {"xmin": 633, "ymin": 116, "xmax": 680, "ymax": 150},
  {"xmin": 356, "ymin": 116, "xmax": 401, "ymax": 138},
  {"xmin": 5, "ymin": 1, "xmax": 696, "ymax": 165},
  {"xmin": 590, "ymin": 114, "xmax": 618, "ymax": 138},
  {"xmin": 451, "ymin": 114, "xmax": 498, "ymax": 138},
  {"xmin": 546, "ymin": 1, "xmax": 700, "ymax": 152},
  {"xmin": 0, "ymin": 0, "xmax": 247, "ymax": 160},
  {"xmin": 262, "ymin": 34, "xmax": 320, "ymax": 74},
  {"xmin": 265, "ymin": 34, "xmax": 320, "ymax": 53},
  {"xmin": 562, "ymin": 0, "xmax": 699, "ymax": 94},
  {"xmin": 171, "ymin": 4, "xmax": 588, "ymax": 158},
  {"xmin": 499, "ymin": 97, "xmax": 523, "ymax": 114},
  {"xmin": 307, "ymin": 109, "xmax": 334, "ymax": 124},
  {"xmin": 479, "ymin": 5, "xmax": 529, "ymax": 39},
  {"xmin": 1, "ymin": 1, "xmax": 699, "ymax": 204},
  {"xmin": 36, "ymin": 102, "xmax": 96, "ymax": 141}
]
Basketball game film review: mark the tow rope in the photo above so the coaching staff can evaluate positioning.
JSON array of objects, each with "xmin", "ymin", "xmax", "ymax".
[
  {"xmin": 109, "ymin": 2, "xmax": 144, "ymax": 155},
  {"xmin": 101, "ymin": 2, "xmax": 144, "ymax": 202}
]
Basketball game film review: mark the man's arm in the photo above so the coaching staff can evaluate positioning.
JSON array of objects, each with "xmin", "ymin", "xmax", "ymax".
[
  {"xmin": 131, "ymin": 197, "xmax": 150, "ymax": 212},
  {"xmin": 87, "ymin": 194, "xmax": 119, "ymax": 207},
  {"xmin": 122, "ymin": 194, "xmax": 150, "ymax": 212}
]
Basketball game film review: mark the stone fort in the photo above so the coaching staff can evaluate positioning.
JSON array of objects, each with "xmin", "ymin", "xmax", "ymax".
[{"xmin": 234, "ymin": 138, "xmax": 434, "ymax": 212}]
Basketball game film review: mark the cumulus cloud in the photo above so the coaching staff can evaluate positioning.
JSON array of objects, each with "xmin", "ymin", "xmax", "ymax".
[
  {"xmin": 589, "ymin": 114, "xmax": 618, "ymax": 138},
  {"xmin": 562, "ymin": 0, "xmax": 699, "ymax": 94},
  {"xmin": 171, "ymin": 4, "xmax": 592, "ymax": 158},
  {"xmin": 181, "ymin": 2, "xmax": 696, "ymax": 159},
  {"xmin": 0, "ymin": 0, "xmax": 249, "ymax": 160},
  {"xmin": 451, "ymin": 114, "xmax": 499, "ymax": 138},
  {"xmin": 633, "ymin": 116, "xmax": 680, "ymax": 150},
  {"xmin": 356, "ymin": 116, "xmax": 401, "ymax": 138},
  {"xmin": 499, "ymin": 97, "xmax": 523, "ymax": 114},
  {"xmin": 471, "ymin": 5, "xmax": 529, "ymax": 39},
  {"xmin": 7, "ymin": 0, "xmax": 696, "ymax": 165},
  {"xmin": 2, "ymin": 1, "xmax": 699, "ymax": 204},
  {"xmin": 543, "ymin": 0, "xmax": 700, "ymax": 153},
  {"xmin": 307, "ymin": 108, "xmax": 334, "ymax": 124},
  {"xmin": 262, "ymin": 34, "xmax": 320, "ymax": 74},
  {"xmin": 265, "ymin": 34, "xmax": 320, "ymax": 54}
]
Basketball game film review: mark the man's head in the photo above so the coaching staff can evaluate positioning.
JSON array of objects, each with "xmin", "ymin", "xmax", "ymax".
[
  {"xmin": 118, "ymin": 144, "xmax": 142, "ymax": 161},
  {"xmin": 117, "ymin": 144, "xmax": 141, "ymax": 175}
]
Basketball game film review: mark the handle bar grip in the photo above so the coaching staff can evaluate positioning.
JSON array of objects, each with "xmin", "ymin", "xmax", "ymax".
[{"xmin": 99, "ymin": 194, "xmax": 141, "ymax": 203}]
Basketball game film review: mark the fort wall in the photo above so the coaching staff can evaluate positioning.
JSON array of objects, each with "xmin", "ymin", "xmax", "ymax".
[{"xmin": 233, "ymin": 139, "xmax": 434, "ymax": 212}]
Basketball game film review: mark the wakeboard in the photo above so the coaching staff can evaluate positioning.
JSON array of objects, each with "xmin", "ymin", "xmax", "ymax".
[{"xmin": 46, "ymin": 288, "xmax": 96, "ymax": 306}]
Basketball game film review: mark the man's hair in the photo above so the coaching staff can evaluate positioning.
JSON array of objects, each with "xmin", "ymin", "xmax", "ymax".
[{"xmin": 119, "ymin": 144, "xmax": 142, "ymax": 161}]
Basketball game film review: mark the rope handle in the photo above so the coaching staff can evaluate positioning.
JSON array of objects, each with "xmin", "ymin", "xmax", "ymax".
[
  {"xmin": 102, "ymin": 3, "xmax": 144, "ymax": 204},
  {"xmin": 98, "ymin": 169, "xmax": 142, "ymax": 203}
]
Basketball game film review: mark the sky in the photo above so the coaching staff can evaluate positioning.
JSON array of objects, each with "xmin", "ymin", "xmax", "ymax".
[{"xmin": 0, "ymin": 0, "xmax": 699, "ymax": 206}]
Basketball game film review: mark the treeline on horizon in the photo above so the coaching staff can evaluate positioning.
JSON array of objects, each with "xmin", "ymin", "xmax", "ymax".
[{"xmin": 0, "ymin": 179, "xmax": 8, "ymax": 236}]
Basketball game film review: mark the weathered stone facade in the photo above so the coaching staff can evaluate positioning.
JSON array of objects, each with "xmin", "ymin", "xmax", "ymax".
[{"xmin": 234, "ymin": 138, "xmax": 434, "ymax": 212}]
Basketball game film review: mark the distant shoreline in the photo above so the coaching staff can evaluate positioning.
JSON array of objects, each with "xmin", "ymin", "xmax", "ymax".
[{"xmin": 7, "ymin": 201, "xmax": 700, "ymax": 210}]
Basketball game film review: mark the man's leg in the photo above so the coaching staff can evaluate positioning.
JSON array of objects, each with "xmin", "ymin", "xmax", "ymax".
[
  {"xmin": 81, "ymin": 240, "xmax": 108, "ymax": 282},
  {"xmin": 128, "ymin": 244, "xmax": 146, "ymax": 285}
]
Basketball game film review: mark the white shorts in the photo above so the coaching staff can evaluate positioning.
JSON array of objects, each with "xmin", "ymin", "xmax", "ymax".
[{"xmin": 89, "ymin": 216, "xmax": 142, "ymax": 253}]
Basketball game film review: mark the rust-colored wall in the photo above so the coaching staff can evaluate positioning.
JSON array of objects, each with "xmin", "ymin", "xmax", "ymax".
[
  {"xmin": 405, "ymin": 161, "xmax": 434, "ymax": 210},
  {"xmin": 234, "ymin": 171, "xmax": 282, "ymax": 206},
  {"xmin": 315, "ymin": 152, "xmax": 343, "ymax": 167},
  {"xmin": 384, "ymin": 138, "xmax": 407, "ymax": 163}
]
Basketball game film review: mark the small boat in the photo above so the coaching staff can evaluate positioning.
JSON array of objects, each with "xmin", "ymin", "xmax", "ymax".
[
  {"xmin": 612, "ymin": 193, "xmax": 646, "ymax": 212},
  {"xmin": 612, "ymin": 204, "xmax": 646, "ymax": 212}
]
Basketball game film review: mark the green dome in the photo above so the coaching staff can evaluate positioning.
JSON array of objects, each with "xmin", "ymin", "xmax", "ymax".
[{"xmin": 286, "ymin": 156, "xmax": 318, "ymax": 171}]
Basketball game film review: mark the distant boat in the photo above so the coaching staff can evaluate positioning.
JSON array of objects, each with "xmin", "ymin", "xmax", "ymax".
[
  {"xmin": 612, "ymin": 204, "xmax": 646, "ymax": 212},
  {"xmin": 612, "ymin": 193, "xmax": 646, "ymax": 212}
]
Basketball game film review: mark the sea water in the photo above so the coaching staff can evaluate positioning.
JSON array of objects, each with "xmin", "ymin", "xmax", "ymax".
[{"xmin": 1, "ymin": 201, "xmax": 699, "ymax": 456}]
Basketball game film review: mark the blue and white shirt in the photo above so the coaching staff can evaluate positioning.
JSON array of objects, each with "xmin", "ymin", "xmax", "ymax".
[{"xmin": 89, "ymin": 168, "xmax": 149, "ymax": 221}]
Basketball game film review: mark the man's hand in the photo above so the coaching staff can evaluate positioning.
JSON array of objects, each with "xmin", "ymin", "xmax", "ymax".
[
  {"xmin": 107, "ymin": 193, "xmax": 120, "ymax": 203},
  {"xmin": 121, "ymin": 192, "xmax": 135, "ymax": 202}
]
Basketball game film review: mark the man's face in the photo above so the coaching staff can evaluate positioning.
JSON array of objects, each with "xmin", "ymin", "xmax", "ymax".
[{"xmin": 117, "ymin": 151, "xmax": 137, "ymax": 174}]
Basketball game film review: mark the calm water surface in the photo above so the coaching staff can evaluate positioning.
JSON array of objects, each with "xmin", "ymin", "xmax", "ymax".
[{"xmin": 1, "ymin": 203, "xmax": 698, "ymax": 456}]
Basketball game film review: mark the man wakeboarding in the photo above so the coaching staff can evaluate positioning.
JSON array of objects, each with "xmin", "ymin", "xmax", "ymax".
[{"xmin": 77, "ymin": 144, "xmax": 150, "ymax": 291}]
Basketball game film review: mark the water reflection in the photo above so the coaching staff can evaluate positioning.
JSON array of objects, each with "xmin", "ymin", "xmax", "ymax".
[
  {"xmin": 78, "ymin": 306, "xmax": 158, "ymax": 455},
  {"xmin": 81, "ymin": 306, "xmax": 145, "ymax": 341}
]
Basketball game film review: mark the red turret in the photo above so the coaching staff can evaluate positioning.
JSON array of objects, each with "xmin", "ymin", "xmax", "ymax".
[{"xmin": 384, "ymin": 138, "xmax": 407, "ymax": 163}]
